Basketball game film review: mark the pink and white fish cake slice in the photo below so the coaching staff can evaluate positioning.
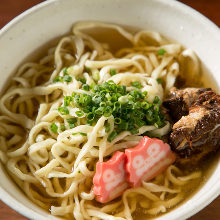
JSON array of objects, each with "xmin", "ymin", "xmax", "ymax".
[
  {"xmin": 125, "ymin": 136, "xmax": 176, "ymax": 187},
  {"xmin": 93, "ymin": 151, "xmax": 128, "ymax": 203}
]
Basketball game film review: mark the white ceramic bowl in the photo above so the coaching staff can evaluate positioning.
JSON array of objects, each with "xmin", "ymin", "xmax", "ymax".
[{"xmin": 0, "ymin": 0, "xmax": 219, "ymax": 219}]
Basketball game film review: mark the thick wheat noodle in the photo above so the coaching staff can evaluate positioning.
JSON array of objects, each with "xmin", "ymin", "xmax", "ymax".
[{"xmin": 0, "ymin": 21, "xmax": 202, "ymax": 219}]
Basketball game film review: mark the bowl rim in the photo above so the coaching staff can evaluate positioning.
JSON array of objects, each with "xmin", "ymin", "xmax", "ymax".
[{"xmin": 0, "ymin": 0, "xmax": 219, "ymax": 220}]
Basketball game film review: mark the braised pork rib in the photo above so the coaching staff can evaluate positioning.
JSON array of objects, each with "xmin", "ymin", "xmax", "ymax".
[{"xmin": 164, "ymin": 88, "xmax": 220, "ymax": 165}]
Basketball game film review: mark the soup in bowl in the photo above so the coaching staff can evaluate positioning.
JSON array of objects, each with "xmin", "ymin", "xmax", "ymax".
[{"xmin": 0, "ymin": 0, "xmax": 219, "ymax": 220}]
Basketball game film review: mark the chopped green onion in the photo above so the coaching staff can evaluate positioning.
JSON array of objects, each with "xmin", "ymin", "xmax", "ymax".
[
  {"xmin": 79, "ymin": 132, "xmax": 87, "ymax": 136},
  {"xmin": 67, "ymin": 118, "xmax": 77, "ymax": 129},
  {"xmin": 90, "ymin": 82, "xmax": 96, "ymax": 89},
  {"xmin": 135, "ymin": 119, "xmax": 145, "ymax": 127},
  {"xmin": 58, "ymin": 106, "xmax": 69, "ymax": 115},
  {"xmin": 82, "ymin": 84, "xmax": 90, "ymax": 91},
  {"xmin": 105, "ymin": 123, "xmax": 111, "ymax": 133},
  {"xmin": 103, "ymin": 106, "xmax": 112, "ymax": 117},
  {"xmin": 63, "ymin": 75, "xmax": 72, "ymax": 83},
  {"xmin": 69, "ymin": 80, "xmax": 166, "ymax": 138},
  {"xmin": 110, "ymin": 69, "xmax": 116, "ymax": 76},
  {"xmin": 72, "ymin": 92, "xmax": 77, "ymax": 97},
  {"xmin": 60, "ymin": 124, "xmax": 66, "ymax": 132},
  {"xmin": 92, "ymin": 95, "xmax": 102, "ymax": 105},
  {"xmin": 67, "ymin": 118, "xmax": 77, "ymax": 124},
  {"xmin": 130, "ymin": 128, "xmax": 139, "ymax": 135},
  {"xmin": 72, "ymin": 132, "xmax": 87, "ymax": 136},
  {"xmin": 100, "ymin": 102, "xmax": 107, "ymax": 107},
  {"xmin": 93, "ymin": 85, "xmax": 100, "ymax": 92},
  {"xmin": 75, "ymin": 111, "xmax": 84, "ymax": 117},
  {"xmin": 107, "ymin": 131, "xmax": 118, "ymax": 142},
  {"xmin": 95, "ymin": 107, "xmax": 105, "ymax": 115},
  {"xmin": 78, "ymin": 77, "xmax": 86, "ymax": 84},
  {"xmin": 158, "ymin": 48, "xmax": 166, "ymax": 56},
  {"xmin": 157, "ymin": 78, "xmax": 163, "ymax": 84},
  {"xmin": 81, "ymin": 93, "xmax": 91, "ymax": 103},
  {"xmin": 153, "ymin": 96, "xmax": 161, "ymax": 104},
  {"xmin": 113, "ymin": 102, "xmax": 121, "ymax": 112},
  {"xmin": 132, "ymin": 81, "xmax": 143, "ymax": 89},
  {"xmin": 143, "ymin": 91, "xmax": 148, "ymax": 96},
  {"xmin": 141, "ymin": 102, "xmax": 151, "ymax": 109},
  {"xmin": 111, "ymin": 93, "xmax": 118, "ymax": 102},
  {"xmin": 87, "ymin": 112, "xmax": 95, "ymax": 121},
  {"xmin": 63, "ymin": 67, "xmax": 68, "ymax": 75},
  {"xmin": 118, "ymin": 96, "xmax": 128, "ymax": 103},
  {"xmin": 155, "ymin": 120, "xmax": 165, "ymax": 128},
  {"xmin": 155, "ymin": 105, "xmax": 160, "ymax": 112},
  {"xmin": 146, "ymin": 109, "xmax": 154, "ymax": 121},
  {"xmin": 50, "ymin": 123, "xmax": 58, "ymax": 134},
  {"xmin": 154, "ymin": 123, "xmax": 159, "ymax": 128},
  {"xmin": 53, "ymin": 76, "xmax": 61, "ymax": 83},
  {"xmin": 118, "ymin": 121, "xmax": 128, "ymax": 131},
  {"xmin": 64, "ymin": 96, "xmax": 73, "ymax": 106},
  {"xmin": 130, "ymin": 90, "xmax": 144, "ymax": 99},
  {"xmin": 115, "ymin": 118, "xmax": 122, "ymax": 124}
]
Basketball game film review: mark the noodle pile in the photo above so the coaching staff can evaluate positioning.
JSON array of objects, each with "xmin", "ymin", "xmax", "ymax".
[{"xmin": 0, "ymin": 22, "xmax": 201, "ymax": 219}]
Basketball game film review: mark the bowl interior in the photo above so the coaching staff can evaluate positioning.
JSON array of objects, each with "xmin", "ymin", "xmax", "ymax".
[{"xmin": 0, "ymin": 0, "xmax": 219, "ymax": 219}]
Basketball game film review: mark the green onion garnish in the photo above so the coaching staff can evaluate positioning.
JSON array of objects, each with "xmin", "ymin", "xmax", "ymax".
[
  {"xmin": 67, "ymin": 118, "xmax": 77, "ymax": 124},
  {"xmin": 58, "ymin": 106, "xmax": 69, "ymax": 115},
  {"xmin": 53, "ymin": 71, "xmax": 72, "ymax": 83},
  {"xmin": 50, "ymin": 123, "xmax": 58, "ymax": 134},
  {"xmin": 79, "ymin": 132, "xmax": 87, "ymax": 136},
  {"xmin": 63, "ymin": 75, "xmax": 72, "ymax": 83},
  {"xmin": 60, "ymin": 124, "xmax": 66, "ymax": 132},
  {"xmin": 82, "ymin": 84, "xmax": 90, "ymax": 91},
  {"xmin": 157, "ymin": 78, "xmax": 163, "ymax": 84},
  {"xmin": 57, "ymin": 80, "xmax": 165, "ymax": 140},
  {"xmin": 105, "ymin": 123, "xmax": 111, "ymax": 133},
  {"xmin": 64, "ymin": 96, "xmax": 73, "ymax": 107},
  {"xmin": 107, "ymin": 131, "xmax": 118, "ymax": 142},
  {"xmin": 72, "ymin": 132, "xmax": 87, "ymax": 136},
  {"xmin": 67, "ymin": 118, "xmax": 77, "ymax": 129},
  {"xmin": 78, "ymin": 77, "xmax": 86, "ymax": 84},
  {"xmin": 118, "ymin": 121, "xmax": 128, "ymax": 131},
  {"xmin": 115, "ymin": 118, "xmax": 122, "ymax": 124},
  {"xmin": 153, "ymin": 96, "xmax": 161, "ymax": 104},
  {"xmin": 131, "ymin": 81, "xmax": 143, "ymax": 89},
  {"xmin": 141, "ymin": 101, "xmax": 151, "ymax": 109},
  {"xmin": 53, "ymin": 76, "xmax": 62, "ymax": 83},
  {"xmin": 75, "ymin": 111, "xmax": 84, "ymax": 117},
  {"xmin": 110, "ymin": 69, "xmax": 116, "ymax": 76},
  {"xmin": 158, "ymin": 48, "xmax": 166, "ymax": 56},
  {"xmin": 130, "ymin": 128, "xmax": 139, "ymax": 135},
  {"xmin": 63, "ymin": 67, "xmax": 68, "ymax": 75}
]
